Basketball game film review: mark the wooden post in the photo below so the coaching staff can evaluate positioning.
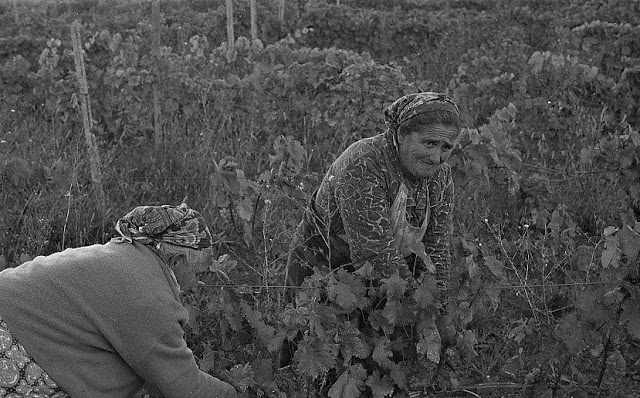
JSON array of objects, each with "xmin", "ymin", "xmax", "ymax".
[
  {"xmin": 278, "ymin": 0, "xmax": 285, "ymax": 25},
  {"xmin": 226, "ymin": 0, "xmax": 235, "ymax": 48},
  {"xmin": 11, "ymin": 0, "xmax": 20, "ymax": 30},
  {"xmin": 151, "ymin": 0, "xmax": 163, "ymax": 150},
  {"xmin": 70, "ymin": 21, "xmax": 106, "ymax": 219},
  {"xmin": 250, "ymin": 0, "xmax": 257, "ymax": 45}
]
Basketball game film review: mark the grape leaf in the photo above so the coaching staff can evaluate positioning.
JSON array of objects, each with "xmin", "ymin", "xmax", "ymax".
[
  {"xmin": 372, "ymin": 337, "xmax": 394, "ymax": 369},
  {"xmin": 365, "ymin": 371, "xmax": 395, "ymax": 398},
  {"xmin": 620, "ymin": 298, "xmax": 640, "ymax": 340},
  {"xmin": 220, "ymin": 289, "xmax": 242, "ymax": 331},
  {"xmin": 328, "ymin": 364, "xmax": 367, "ymax": 398},
  {"xmin": 576, "ymin": 286, "xmax": 611, "ymax": 324},
  {"xmin": 267, "ymin": 329, "xmax": 287, "ymax": 353},
  {"xmin": 484, "ymin": 255, "xmax": 507, "ymax": 282},
  {"xmin": 250, "ymin": 357, "xmax": 273, "ymax": 384},
  {"xmin": 223, "ymin": 363, "xmax": 255, "ymax": 393},
  {"xmin": 381, "ymin": 298, "xmax": 404, "ymax": 325},
  {"xmin": 198, "ymin": 345, "xmax": 217, "ymax": 373},
  {"xmin": 618, "ymin": 225, "xmax": 640, "ymax": 261},
  {"xmin": 389, "ymin": 364, "xmax": 407, "ymax": 390},
  {"xmin": 416, "ymin": 317, "xmax": 441, "ymax": 363},
  {"xmin": 380, "ymin": 271, "xmax": 407, "ymax": 298},
  {"xmin": 294, "ymin": 336, "xmax": 337, "ymax": 378},
  {"xmin": 368, "ymin": 310, "xmax": 394, "ymax": 334},
  {"xmin": 459, "ymin": 330, "xmax": 478, "ymax": 357},
  {"xmin": 412, "ymin": 282, "xmax": 435, "ymax": 309},
  {"xmin": 236, "ymin": 197, "xmax": 253, "ymax": 221},
  {"xmin": 453, "ymin": 301, "xmax": 473, "ymax": 326},
  {"xmin": 601, "ymin": 235, "xmax": 620, "ymax": 268},
  {"xmin": 338, "ymin": 322, "xmax": 371, "ymax": 361},
  {"xmin": 19, "ymin": 254, "xmax": 32, "ymax": 265},
  {"xmin": 556, "ymin": 312, "xmax": 586, "ymax": 354},
  {"xmin": 241, "ymin": 301, "xmax": 275, "ymax": 345},
  {"xmin": 328, "ymin": 281, "xmax": 358, "ymax": 310},
  {"xmin": 465, "ymin": 255, "xmax": 480, "ymax": 279}
]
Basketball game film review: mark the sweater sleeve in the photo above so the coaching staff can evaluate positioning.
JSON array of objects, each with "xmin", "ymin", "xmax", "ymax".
[
  {"xmin": 110, "ymin": 291, "xmax": 238, "ymax": 398},
  {"xmin": 332, "ymin": 155, "xmax": 408, "ymax": 277},
  {"xmin": 423, "ymin": 165, "xmax": 454, "ymax": 291}
]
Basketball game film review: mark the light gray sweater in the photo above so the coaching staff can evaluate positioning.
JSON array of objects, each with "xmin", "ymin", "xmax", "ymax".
[{"xmin": 0, "ymin": 241, "xmax": 237, "ymax": 398}]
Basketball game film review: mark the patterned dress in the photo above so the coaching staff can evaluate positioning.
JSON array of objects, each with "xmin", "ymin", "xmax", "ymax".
[
  {"xmin": 0, "ymin": 316, "xmax": 69, "ymax": 398},
  {"xmin": 288, "ymin": 128, "xmax": 453, "ymax": 290}
]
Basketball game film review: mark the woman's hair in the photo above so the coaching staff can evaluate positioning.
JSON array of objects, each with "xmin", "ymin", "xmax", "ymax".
[
  {"xmin": 397, "ymin": 109, "xmax": 461, "ymax": 136},
  {"xmin": 154, "ymin": 241, "xmax": 211, "ymax": 272}
]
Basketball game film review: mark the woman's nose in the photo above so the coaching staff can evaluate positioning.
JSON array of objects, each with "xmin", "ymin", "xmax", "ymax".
[{"xmin": 429, "ymin": 148, "xmax": 442, "ymax": 163}]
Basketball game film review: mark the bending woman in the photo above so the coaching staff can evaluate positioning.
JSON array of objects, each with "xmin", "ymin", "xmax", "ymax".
[{"xmin": 0, "ymin": 204, "xmax": 238, "ymax": 398}]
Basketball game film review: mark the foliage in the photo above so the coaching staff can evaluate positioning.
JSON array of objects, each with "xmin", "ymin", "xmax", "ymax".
[{"xmin": 2, "ymin": 0, "xmax": 640, "ymax": 397}]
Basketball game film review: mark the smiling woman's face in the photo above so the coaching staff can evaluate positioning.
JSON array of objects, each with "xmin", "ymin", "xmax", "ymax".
[{"xmin": 397, "ymin": 124, "xmax": 458, "ymax": 179}]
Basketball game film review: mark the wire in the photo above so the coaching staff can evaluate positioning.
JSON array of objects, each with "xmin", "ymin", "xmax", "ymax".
[{"xmin": 198, "ymin": 279, "xmax": 615, "ymax": 291}]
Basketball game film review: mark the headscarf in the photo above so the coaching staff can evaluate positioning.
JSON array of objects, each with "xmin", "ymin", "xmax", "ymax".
[
  {"xmin": 115, "ymin": 203, "xmax": 213, "ymax": 249},
  {"xmin": 384, "ymin": 92, "xmax": 460, "ymax": 134}
]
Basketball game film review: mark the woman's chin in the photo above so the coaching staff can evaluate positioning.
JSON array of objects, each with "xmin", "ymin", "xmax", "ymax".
[{"xmin": 411, "ymin": 163, "xmax": 439, "ymax": 178}]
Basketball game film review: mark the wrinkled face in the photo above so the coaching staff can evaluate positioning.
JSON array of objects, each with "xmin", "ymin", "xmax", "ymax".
[
  {"xmin": 172, "ymin": 248, "xmax": 215, "ymax": 290},
  {"xmin": 397, "ymin": 124, "xmax": 458, "ymax": 179}
]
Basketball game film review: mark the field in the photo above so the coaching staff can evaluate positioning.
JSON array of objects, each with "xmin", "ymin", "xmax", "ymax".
[{"xmin": 1, "ymin": 0, "xmax": 639, "ymax": 397}]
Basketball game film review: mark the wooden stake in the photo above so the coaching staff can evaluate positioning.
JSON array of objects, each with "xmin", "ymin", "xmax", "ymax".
[
  {"xmin": 278, "ymin": 0, "xmax": 285, "ymax": 24},
  {"xmin": 250, "ymin": 0, "xmax": 257, "ymax": 45},
  {"xmin": 226, "ymin": 0, "xmax": 235, "ymax": 48},
  {"xmin": 11, "ymin": 0, "xmax": 20, "ymax": 30},
  {"xmin": 152, "ymin": 0, "xmax": 163, "ymax": 150},
  {"xmin": 70, "ymin": 21, "xmax": 106, "ymax": 218}
]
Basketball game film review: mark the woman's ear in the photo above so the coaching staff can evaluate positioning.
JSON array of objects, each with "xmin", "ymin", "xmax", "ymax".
[
  {"xmin": 169, "ymin": 253, "xmax": 187, "ymax": 269},
  {"xmin": 170, "ymin": 253, "xmax": 198, "ymax": 290}
]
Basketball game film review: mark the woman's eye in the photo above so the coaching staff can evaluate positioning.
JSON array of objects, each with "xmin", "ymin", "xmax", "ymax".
[{"xmin": 443, "ymin": 144, "xmax": 453, "ymax": 151}]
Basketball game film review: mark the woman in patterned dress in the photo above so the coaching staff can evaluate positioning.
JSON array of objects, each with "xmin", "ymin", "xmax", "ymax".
[
  {"xmin": 287, "ymin": 92, "xmax": 460, "ymax": 293},
  {"xmin": 0, "ymin": 204, "xmax": 238, "ymax": 398}
]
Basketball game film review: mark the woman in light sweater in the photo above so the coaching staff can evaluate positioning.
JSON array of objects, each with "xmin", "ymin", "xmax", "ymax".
[{"xmin": 0, "ymin": 204, "xmax": 238, "ymax": 398}]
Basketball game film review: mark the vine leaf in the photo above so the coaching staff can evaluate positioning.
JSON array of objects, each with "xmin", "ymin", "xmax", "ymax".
[
  {"xmin": 365, "ymin": 371, "xmax": 395, "ymax": 398},
  {"xmin": 459, "ymin": 330, "xmax": 478, "ymax": 357},
  {"xmin": 556, "ymin": 312, "xmax": 586, "ymax": 354},
  {"xmin": 294, "ymin": 336, "xmax": 337, "ymax": 378},
  {"xmin": 416, "ymin": 317, "xmax": 441, "ymax": 363},
  {"xmin": 338, "ymin": 322, "xmax": 371, "ymax": 362},
  {"xmin": 576, "ymin": 286, "xmax": 611, "ymax": 324},
  {"xmin": 621, "ymin": 298, "xmax": 640, "ymax": 340},
  {"xmin": 389, "ymin": 364, "xmax": 407, "ymax": 390},
  {"xmin": 412, "ymin": 277, "xmax": 438, "ymax": 309},
  {"xmin": 380, "ymin": 270, "xmax": 407, "ymax": 298},
  {"xmin": 328, "ymin": 280, "xmax": 358, "ymax": 311},
  {"xmin": 241, "ymin": 301, "xmax": 275, "ymax": 345},
  {"xmin": 485, "ymin": 255, "xmax": 507, "ymax": 282},
  {"xmin": 601, "ymin": 234, "xmax": 620, "ymax": 268},
  {"xmin": 618, "ymin": 225, "xmax": 640, "ymax": 261},
  {"xmin": 372, "ymin": 337, "xmax": 394, "ymax": 369},
  {"xmin": 267, "ymin": 329, "xmax": 287, "ymax": 353},
  {"xmin": 223, "ymin": 363, "xmax": 255, "ymax": 393},
  {"xmin": 328, "ymin": 363, "xmax": 367, "ymax": 398}
]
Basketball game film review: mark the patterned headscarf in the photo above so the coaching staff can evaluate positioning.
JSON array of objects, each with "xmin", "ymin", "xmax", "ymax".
[
  {"xmin": 384, "ymin": 92, "xmax": 460, "ymax": 134},
  {"xmin": 115, "ymin": 203, "xmax": 213, "ymax": 249}
]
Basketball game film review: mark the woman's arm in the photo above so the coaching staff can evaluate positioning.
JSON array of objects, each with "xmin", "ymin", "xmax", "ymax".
[
  {"xmin": 113, "ymin": 293, "xmax": 238, "ymax": 398},
  {"xmin": 423, "ymin": 164, "xmax": 454, "ymax": 291}
]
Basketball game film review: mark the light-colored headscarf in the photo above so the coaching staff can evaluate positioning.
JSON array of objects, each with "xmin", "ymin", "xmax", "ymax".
[
  {"xmin": 384, "ymin": 92, "xmax": 460, "ymax": 134},
  {"xmin": 115, "ymin": 203, "xmax": 213, "ymax": 249}
]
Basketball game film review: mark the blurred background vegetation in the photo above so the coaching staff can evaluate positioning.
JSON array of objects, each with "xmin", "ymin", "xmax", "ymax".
[{"xmin": 1, "ymin": 0, "xmax": 639, "ymax": 396}]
